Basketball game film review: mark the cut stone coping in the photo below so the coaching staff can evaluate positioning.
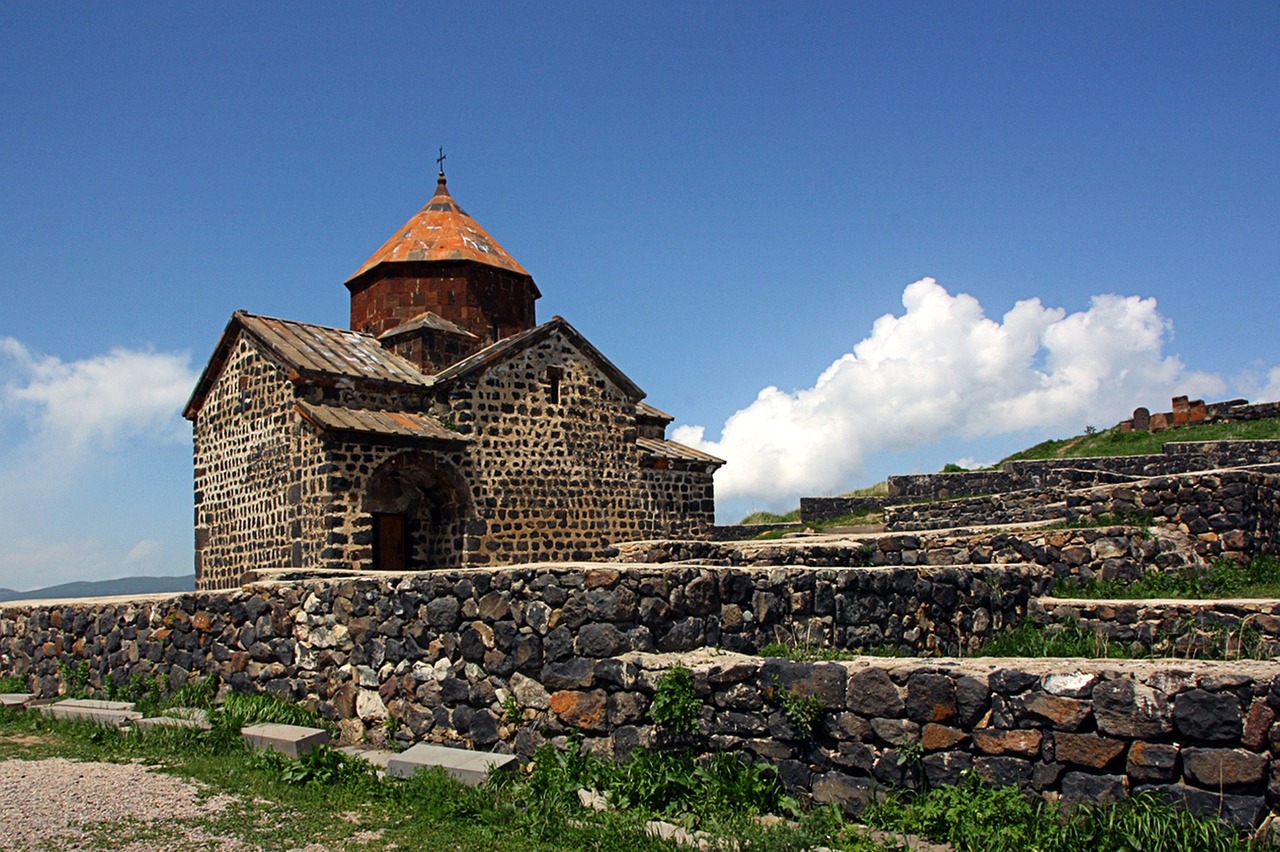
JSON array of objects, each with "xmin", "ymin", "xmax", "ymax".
[
  {"xmin": 0, "ymin": 693, "xmax": 33, "ymax": 707},
  {"xmin": 1039, "ymin": 596, "xmax": 1280, "ymax": 608},
  {"xmin": 241, "ymin": 722, "xmax": 329, "ymax": 758},
  {"xmin": 627, "ymin": 647, "xmax": 1280, "ymax": 680},
  {"xmin": 385, "ymin": 742, "xmax": 518, "ymax": 785},
  {"xmin": 0, "ymin": 591, "xmax": 188, "ymax": 608},
  {"xmin": 41, "ymin": 699, "xmax": 143, "ymax": 725}
]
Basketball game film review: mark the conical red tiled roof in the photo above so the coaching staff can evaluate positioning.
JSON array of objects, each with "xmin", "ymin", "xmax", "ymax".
[{"xmin": 346, "ymin": 175, "xmax": 530, "ymax": 283}]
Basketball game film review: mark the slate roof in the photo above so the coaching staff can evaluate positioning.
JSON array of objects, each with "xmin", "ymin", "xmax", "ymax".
[
  {"xmin": 347, "ymin": 175, "xmax": 533, "ymax": 284},
  {"xmin": 637, "ymin": 437, "xmax": 725, "ymax": 467},
  {"xmin": 295, "ymin": 403, "xmax": 467, "ymax": 444},
  {"xmin": 433, "ymin": 316, "xmax": 646, "ymax": 401},
  {"xmin": 184, "ymin": 311, "xmax": 433, "ymax": 419},
  {"xmin": 636, "ymin": 401, "xmax": 674, "ymax": 423}
]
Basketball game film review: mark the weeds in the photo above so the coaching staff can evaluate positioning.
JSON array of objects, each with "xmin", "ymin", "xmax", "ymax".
[
  {"xmin": 649, "ymin": 665, "xmax": 701, "ymax": 736},
  {"xmin": 0, "ymin": 675, "xmax": 27, "ymax": 693},
  {"xmin": 866, "ymin": 775, "xmax": 1265, "ymax": 851},
  {"xmin": 765, "ymin": 677, "xmax": 824, "ymax": 739},
  {"xmin": 1055, "ymin": 555, "xmax": 1280, "ymax": 600},
  {"xmin": 975, "ymin": 623, "xmax": 1131, "ymax": 659}
]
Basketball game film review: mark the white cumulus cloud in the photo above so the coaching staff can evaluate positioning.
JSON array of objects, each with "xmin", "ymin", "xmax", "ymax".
[
  {"xmin": 675, "ymin": 278, "xmax": 1226, "ymax": 508},
  {"xmin": 0, "ymin": 338, "xmax": 196, "ymax": 456}
]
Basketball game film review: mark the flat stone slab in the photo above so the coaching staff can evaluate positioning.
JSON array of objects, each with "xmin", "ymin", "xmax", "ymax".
[
  {"xmin": 136, "ymin": 715, "xmax": 209, "ymax": 731},
  {"xmin": 241, "ymin": 722, "xmax": 329, "ymax": 758},
  {"xmin": 0, "ymin": 693, "xmax": 33, "ymax": 708},
  {"xmin": 337, "ymin": 746, "xmax": 396, "ymax": 769},
  {"xmin": 385, "ymin": 742, "xmax": 518, "ymax": 785},
  {"xmin": 40, "ymin": 699, "xmax": 142, "ymax": 725}
]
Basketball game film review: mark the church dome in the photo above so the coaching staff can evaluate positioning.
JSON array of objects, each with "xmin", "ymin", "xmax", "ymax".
[{"xmin": 346, "ymin": 173, "xmax": 530, "ymax": 284}]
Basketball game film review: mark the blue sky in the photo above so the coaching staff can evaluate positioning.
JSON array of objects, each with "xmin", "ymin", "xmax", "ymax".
[{"xmin": 1, "ymin": 2, "xmax": 1277, "ymax": 588}]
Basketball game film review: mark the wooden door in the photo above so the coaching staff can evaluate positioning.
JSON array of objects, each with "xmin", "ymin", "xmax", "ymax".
[{"xmin": 373, "ymin": 513, "xmax": 408, "ymax": 570}]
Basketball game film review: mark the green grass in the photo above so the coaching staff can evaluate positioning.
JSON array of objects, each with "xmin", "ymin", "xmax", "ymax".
[
  {"xmin": 974, "ymin": 623, "xmax": 1133, "ymax": 659},
  {"xmin": 0, "ymin": 702, "xmax": 895, "ymax": 851},
  {"xmin": 1054, "ymin": 555, "xmax": 1280, "ymax": 600},
  {"xmin": 866, "ymin": 775, "xmax": 1267, "ymax": 852},
  {"xmin": 0, "ymin": 700, "xmax": 1272, "ymax": 850},
  {"xmin": 738, "ymin": 509, "xmax": 801, "ymax": 525},
  {"xmin": 1001, "ymin": 418, "xmax": 1280, "ymax": 463}
]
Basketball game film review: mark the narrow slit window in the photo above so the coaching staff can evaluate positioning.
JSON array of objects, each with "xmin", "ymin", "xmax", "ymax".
[{"xmin": 546, "ymin": 367, "xmax": 563, "ymax": 404}]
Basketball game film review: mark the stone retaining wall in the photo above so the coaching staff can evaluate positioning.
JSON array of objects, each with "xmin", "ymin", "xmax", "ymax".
[
  {"xmin": 1066, "ymin": 470, "xmax": 1280, "ymax": 562},
  {"xmin": 884, "ymin": 441, "xmax": 1280, "ymax": 504},
  {"xmin": 643, "ymin": 654, "xmax": 1278, "ymax": 829},
  {"xmin": 1032, "ymin": 598, "xmax": 1280, "ymax": 658},
  {"xmin": 798, "ymin": 497, "xmax": 895, "ymax": 523},
  {"xmin": 613, "ymin": 527, "xmax": 1197, "ymax": 585},
  {"xmin": 3, "ymin": 568, "xmax": 1279, "ymax": 826},
  {"xmin": 883, "ymin": 491, "xmax": 1068, "ymax": 532}
]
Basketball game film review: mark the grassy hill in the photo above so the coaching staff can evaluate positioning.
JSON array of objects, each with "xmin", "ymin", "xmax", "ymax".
[{"xmin": 1000, "ymin": 417, "xmax": 1280, "ymax": 463}]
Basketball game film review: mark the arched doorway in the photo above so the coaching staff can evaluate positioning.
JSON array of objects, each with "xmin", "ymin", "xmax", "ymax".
[{"xmin": 362, "ymin": 452, "xmax": 469, "ymax": 570}]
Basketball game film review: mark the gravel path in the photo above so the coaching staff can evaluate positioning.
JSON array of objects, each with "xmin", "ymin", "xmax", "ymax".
[{"xmin": 0, "ymin": 757, "xmax": 241, "ymax": 850}]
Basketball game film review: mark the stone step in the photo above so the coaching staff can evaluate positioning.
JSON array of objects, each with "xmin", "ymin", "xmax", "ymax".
[
  {"xmin": 0, "ymin": 693, "xmax": 33, "ymax": 708},
  {"xmin": 385, "ymin": 742, "xmax": 518, "ymax": 785},
  {"xmin": 241, "ymin": 722, "xmax": 329, "ymax": 758},
  {"xmin": 40, "ymin": 699, "xmax": 142, "ymax": 725}
]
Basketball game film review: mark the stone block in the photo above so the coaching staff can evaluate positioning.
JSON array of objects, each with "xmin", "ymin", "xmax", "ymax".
[
  {"xmin": 847, "ymin": 667, "xmax": 903, "ymax": 717},
  {"xmin": 1137, "ymin": 783, "xmax": 1268, "ymax": 829},
  {"xmin": 1061, "ymin": 772, "xmax": 1127, "ymax": 806},
  {"xmin": 386, "ymin": 742, "xmax": 518, "ymax": 785},
  {"xmin": 0, "ymin": 693, "xmax": 33, "ymax": 707},
  {"xmin": 241, "ymin": 722, "xmax": 330, "ymax": 758},
  {"xmin": 905, "ymin": 673, "xmax": 957, "ymax": 724},
  {"xmin": 1181, "ymin": 747, "xmax": 1268, "ymax": 788},
  {"xmin": 972, "ymin": 728, "xmax": 1042, "ymax": 757},
  {"xmin": 1127, "ymin": 741, "xmax": 1179, "ymax": 783},
  {"xmin": 42, "ymin": 699, "xmax": 143, "ymax": 726},
  {"xmin": 1052, "ymin": 733, "xmax": 1126, "ymax": 769},
  {"xmin": 1174, "ymin": 689, "xmax": 1242, "ymax": 742},
  {"xmin": 1094, "ymin": 679, "xmax": 1171, "ymax": 739}
]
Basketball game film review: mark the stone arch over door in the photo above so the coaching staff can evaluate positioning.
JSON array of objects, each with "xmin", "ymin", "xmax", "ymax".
[{"xmin": 362, "ymin": 451, "xmax": 470, "ymax": 570}]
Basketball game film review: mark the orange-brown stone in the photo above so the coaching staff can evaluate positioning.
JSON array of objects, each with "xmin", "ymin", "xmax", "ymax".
[{"xmin": 549, "ymin": 689, "xmax": 608, "ymax": 731}]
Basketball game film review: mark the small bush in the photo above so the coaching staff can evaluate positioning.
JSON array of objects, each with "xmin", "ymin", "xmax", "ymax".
[{"xmin": 649, "ymin": 665, "xmax": 701, "ymax": 736}]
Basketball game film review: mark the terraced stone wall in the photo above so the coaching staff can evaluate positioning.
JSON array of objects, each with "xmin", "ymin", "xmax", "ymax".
[
  {"xmin": 1066, "ymin": 470, "xmax": 1280, "ymax": 562},
  {"xmin": 2, "ymin": 580, "xmax": 1278, "ymax": 828},
  {"xmin": 885, "ymin": 440, "xmax": 1280, "ymax": 504}
]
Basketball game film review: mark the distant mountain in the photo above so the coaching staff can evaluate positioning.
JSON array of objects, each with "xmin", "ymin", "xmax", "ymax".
[{"xmin": 0, "ymin": 575, "xmax": 195, "ymax": 603}]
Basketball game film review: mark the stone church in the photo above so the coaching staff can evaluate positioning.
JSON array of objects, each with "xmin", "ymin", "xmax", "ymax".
[{"xmin": 183, "ymin": 170, "xmax": 723, "ymax": 591}]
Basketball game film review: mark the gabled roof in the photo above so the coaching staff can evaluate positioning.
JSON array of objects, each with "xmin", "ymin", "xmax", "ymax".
[
  {"xmin": 346, "ymin": 175, "xmax": 533, "ymax": 285},
  {"xmin": 637, "ymin": 437, "xmax": 725, "ymax": 467},
  {"xmin": 636, "ymin": 401, "xmax": 674, "ymax": 423},
  {"xmin": 295, "ymin": 403, "xmax": 467, "ymax": 445},
  {"xmin": 432, "ymin": 316, "xmax": 646, "ymax": 401},
  {"xmin": 184, "ymin": 311, "xmax": 432, "ymax": 419},
  {"xmin": 378, "ymin": 311, "xmax": 479, "ymax": 341}
]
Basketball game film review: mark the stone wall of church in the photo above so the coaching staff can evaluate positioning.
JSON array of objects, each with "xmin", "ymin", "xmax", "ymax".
[
  {"xmin": 440, "ymin": 333, "xmax": 714, "ymax": 564},
  {"xmin": 193, "ymin": 335, "xmax": 305, "ymax": 590},
  {"xmin": 639, "ymin": 465, "xmax": 717, "ymax": 540}
]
